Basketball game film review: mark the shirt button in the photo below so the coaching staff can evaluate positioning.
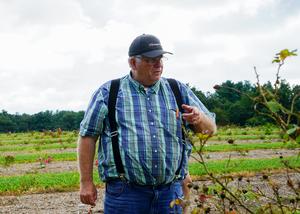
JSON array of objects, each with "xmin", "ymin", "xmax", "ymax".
[
  {"xmin": 150, "ymin": 122, "xmax": 154, "ymax": 125},
  {"xmin": 149, "ymin": 109, "xmax": 152, "ymax": 112},
  {"xmin": 153, "ymin": 135, "xmax": 156, "ymax": 138},
  {"xmin": 154, "ymin": 165, "xmax": 158, "ymax": 168},
  {"xmin": 147, "ymin": 97, "xmax": 150, "ymax": 100},
  {"xmin": 154, "ymin": 149, "xmax": 157, "ymax": 153}
]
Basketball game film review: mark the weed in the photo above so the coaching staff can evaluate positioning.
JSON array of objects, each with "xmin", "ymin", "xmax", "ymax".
[
  {"xmin": 3, "ymin": 155, "xmax": 15, "ymax": 167},
  {"xmin": 34, "ymin": 145, "xmax": 41, "ymax": 151},
  {"xmin": 37, "ymin": 155, "xmax": 53, "ymax": 169},
  {"xmin": 259, "ymin": 135, "xmax": 265, "ymax": 140},
  {"xmin": 183, "ymin": 49, "xmax": 300, "ymax": 214}
]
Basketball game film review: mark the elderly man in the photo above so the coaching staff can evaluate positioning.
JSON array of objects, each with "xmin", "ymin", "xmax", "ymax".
[{"xmin": 78, "ymin": 34, "xmax": 216, "ymax": 214}]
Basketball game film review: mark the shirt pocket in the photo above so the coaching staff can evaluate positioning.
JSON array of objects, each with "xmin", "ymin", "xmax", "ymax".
[{"xmin": 156, "ymin": 106, "xmax": 183, "ymax": 141}]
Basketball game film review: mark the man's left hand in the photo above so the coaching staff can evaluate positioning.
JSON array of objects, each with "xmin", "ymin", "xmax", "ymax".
[{"xmin": 181, "ymin": 104, "xmax": 202, "ymax": 125}]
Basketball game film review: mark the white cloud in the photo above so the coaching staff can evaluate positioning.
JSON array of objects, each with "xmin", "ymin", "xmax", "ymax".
[{"xmin": 0, "ymin": 0, "xmax": 299, "ymax": 114}]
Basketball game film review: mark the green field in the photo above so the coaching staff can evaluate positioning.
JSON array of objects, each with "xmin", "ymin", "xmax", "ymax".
[{"xmin": 0, "ymin": 126, "xmax": 299, "ymax": 195}]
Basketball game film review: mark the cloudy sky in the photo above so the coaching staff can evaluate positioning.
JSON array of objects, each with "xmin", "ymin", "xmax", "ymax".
[{"xmin": 0, "ymin": 0, "xmax": 299, "ymax": 114}]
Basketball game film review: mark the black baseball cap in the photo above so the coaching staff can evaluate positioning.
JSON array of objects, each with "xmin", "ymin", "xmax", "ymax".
[{"xmin": 128, "ymin": 34, "xmax": 173, "ymax": 58}]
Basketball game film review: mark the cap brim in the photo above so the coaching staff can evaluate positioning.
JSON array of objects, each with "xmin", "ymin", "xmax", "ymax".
[{"xmin": 141, "ymin": 50, "xmax": 173, "ymax": 58}]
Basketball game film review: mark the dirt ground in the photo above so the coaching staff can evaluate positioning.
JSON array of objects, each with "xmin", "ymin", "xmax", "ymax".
[
  {"xmin": 1, "ymin": 148, "xmax": 299, "ymax": 176},
  {"xmin": 0, "ymin": 147, "xmax": 299, "ymax": 213},
  {"xmin": 0, "ymin": 190, "xmax": 104, "ymax": 214},
  {"xmin": 0, "ymin": 172, "xmax": 299, "ymax": 214}
]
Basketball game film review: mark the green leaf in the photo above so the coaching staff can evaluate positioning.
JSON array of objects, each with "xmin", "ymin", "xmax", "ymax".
[
  {"xmin": 244, "ymin": 191, "xmax": 258, "ymax": 200},
  {"xmin": 273, "ymin": 49, "xmax": 297, "ymax": 62},
  {"xmin": 296, "ymin": 135, "xmax": 300, "ymax": 144},
  {"xmin": 279, "ymin": 49, "xmax": 290, "ymax": 60},
  {"xmin": 290, "ymin": 49, "xmax": 298, "ymax": 56},
  {"xmin": 283, "ymin": 134, "xmax": 290, "ymax": 141},
  {"xmin": 287, "ymin": 127, "xmax": 297, "ymax": 135},
  {"xmin": 266, "ymin": 101, "xmax": 282, "ymax": 113},
  {"xmin": 277, "ymin": 49, "xmax": 298, "ymax": 61},
  {"xmin": 272, "ymin": 59, "xmax": 281, "ymax": 63}
]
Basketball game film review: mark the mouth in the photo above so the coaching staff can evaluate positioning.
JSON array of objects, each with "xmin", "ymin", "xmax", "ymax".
[
  {"xmin": 153, "ymin": 68, "xmax": 162, "ymax": 73},
  {"xmin": 153, "ymin": 71, "xmax": 162, "ymax": 76}
]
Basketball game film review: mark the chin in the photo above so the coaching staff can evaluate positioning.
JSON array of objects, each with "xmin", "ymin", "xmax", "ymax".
[{"xmin": 153, "ymin": 74, "xmax": 162, "ymax": 80}]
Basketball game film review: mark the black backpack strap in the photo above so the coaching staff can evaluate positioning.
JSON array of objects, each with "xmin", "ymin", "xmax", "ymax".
[
  {"xmin": 167, "ymin": 78, "xmax": 186, "ymax": 177},
  {"xmin": 167, "ymin": 78, "xmax": 184, "ymax": 114},
  {"xmin": 108, "ymin": 78, "xmax": 125, "ymax": 176}
]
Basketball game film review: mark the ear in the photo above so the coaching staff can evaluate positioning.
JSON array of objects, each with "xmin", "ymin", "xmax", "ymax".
[{"xmin": 128, "ymin": 57, "xmax": 137, "ymax": 70}]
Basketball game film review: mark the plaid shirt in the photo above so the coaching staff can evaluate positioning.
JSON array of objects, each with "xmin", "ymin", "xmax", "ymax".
[{"xmin": 80, "ymin": 73, "xmax": 215, "ymax": 185}]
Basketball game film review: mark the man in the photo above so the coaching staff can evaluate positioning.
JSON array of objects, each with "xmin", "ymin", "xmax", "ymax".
[{"xmin": 78, "ymin": 34, "xmax": 216, "ymax": 214}]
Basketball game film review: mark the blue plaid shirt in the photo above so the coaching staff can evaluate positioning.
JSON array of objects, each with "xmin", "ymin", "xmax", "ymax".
[{"xmin": 80, "ymin": 73, "xmax": 215, "ymax": 185}]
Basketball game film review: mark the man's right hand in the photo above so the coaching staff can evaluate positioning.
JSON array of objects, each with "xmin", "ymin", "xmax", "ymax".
[
  {"xmin": 80, "ymin": 181, "xmax": 98, "ymax": 206},
  {"xmin": 78, "ymin": 136, "xmax": 98, "ymax": 206}
]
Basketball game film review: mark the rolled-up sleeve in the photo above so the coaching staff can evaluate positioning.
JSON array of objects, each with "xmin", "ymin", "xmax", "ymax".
[
  {"xmin": 79, "ymin": 87, "xmax": 108, "ymax": 137},
  {"xmin": 180, "ymin": 83, "xmax": 216, "ymax": 123}
]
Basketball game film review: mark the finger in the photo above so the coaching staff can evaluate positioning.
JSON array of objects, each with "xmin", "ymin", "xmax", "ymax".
[
  {"xmin": 80, "ymin": 195, "xmax": 88, "ymax": 205},
  {"xmin": 81, "ymin": 195, "xmax": 94, "ymax": 206},
  {"xmin": 183, "ymin": 112, "xmax": 201, "ymax": 124},
  {"xmin": 181, "ymin": 104, "xmax": 193, "ymax": 112},
  {"xmin": 182, "ymin": 112, "xmax": 193, "ymax": 117},
  {"xmin": 91, "ymin": 191, "xmax": 97, "ymax": 206},
  {"xmin": 182, "ymin": 114, "xmax": 193, "ymax": 122},
  {"xmin": 90, "ymin": 200, "xmax": 96, "ymax": 207}
]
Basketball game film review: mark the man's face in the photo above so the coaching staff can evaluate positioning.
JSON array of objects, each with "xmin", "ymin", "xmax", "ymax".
[{"xmin": 133, "ymin": 55, "xmax": 164, "ymax": 86}]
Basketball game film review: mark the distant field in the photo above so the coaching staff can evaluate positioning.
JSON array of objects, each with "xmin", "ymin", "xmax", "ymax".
[{"xmin": 0, "ymin": 125, "xmax": 299, "ymax": 195}]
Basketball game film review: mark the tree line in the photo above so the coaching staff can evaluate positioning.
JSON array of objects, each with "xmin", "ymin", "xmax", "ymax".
[
  {"xmin": 0, "ymin": 110, "xmax": 84, "ymax": 132},
  {"xmin": 0, "ymin": 80, "xmax": 299, "ymax": 132},
  {"xmin": 197, "ymin": 79, "xmax": 300, "ymax": 126}
]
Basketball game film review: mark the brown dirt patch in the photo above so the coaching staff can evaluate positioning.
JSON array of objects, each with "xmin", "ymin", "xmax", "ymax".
[
  {"xmin": 0, "ymin": 172, "xmax": 299, "ymax": 213},
  {"xmin": 1, "ymin": 148, "xmax": 299, "ymax": 176}
]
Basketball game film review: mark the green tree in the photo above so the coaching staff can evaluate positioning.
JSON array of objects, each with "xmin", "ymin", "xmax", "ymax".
[{"xmin": 0, "ymin": 110, "xmax": 16, "ymax": 132}]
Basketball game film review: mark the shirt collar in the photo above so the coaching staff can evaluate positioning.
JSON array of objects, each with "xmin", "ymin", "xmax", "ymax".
[{"xmin": 128, "ymin": 71, "xmax": 161, "ymax": 94}]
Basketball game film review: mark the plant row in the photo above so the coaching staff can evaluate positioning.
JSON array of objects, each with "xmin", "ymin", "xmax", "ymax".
[
  {"xmin": 1, "ymin": 141, "xmax": 300, "ymax": 165},
  {"xmin": 0, "ymin": 155, "xmax": 299, "ymax": 195}
]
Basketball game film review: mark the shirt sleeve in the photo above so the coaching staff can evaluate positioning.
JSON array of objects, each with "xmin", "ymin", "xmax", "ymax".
[
  {"xmin": 79, "ymin": 85, "xmax": 109, "ymax": 137},
  {"xmin": 179, "ymin": 82, "xmax": 216, "ymax": 123}
]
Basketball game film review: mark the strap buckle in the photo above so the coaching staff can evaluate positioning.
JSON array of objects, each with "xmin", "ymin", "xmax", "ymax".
[
  {"xmin": 110, "ymin": 131, "xmax": 118, "ymax": 137},
  {"xmin": 119, "ymin": 173, "xmax": 126, "ymax": 181},
  {"xmin": 174, "ymin": 174, "xmax": 181, "ymax": 181}
]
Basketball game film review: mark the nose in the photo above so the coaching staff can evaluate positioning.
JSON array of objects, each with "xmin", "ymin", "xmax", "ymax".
[{"xmin": 153, "ymin": 58, "xmax": 162, "ymax": 66}]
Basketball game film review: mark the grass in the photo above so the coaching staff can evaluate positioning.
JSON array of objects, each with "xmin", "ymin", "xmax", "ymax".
[
  {"xmin": 197, "ymin": 141, "xmax": 300, "ymax": 152},
  {"xmin": 210, "ymin": 134, "xmax": 281, "ymax": 140},
  {"xmin": 0, "ymin": 136, "xmax": 77, "ymax": 145},
  {"xmin": 189, "ymin": 155, "xmax": 300, "ymax": 176},
  {"xmin": 1, "ymin": 155, "xmax": 299, "ymax": 195},
  {"xmin": 215, "ymin": 125, "xmax": 280, "ymax": 133},
  {"xmin": 0, "ymin": 127, "xmax": 298, "ymax": 196},
  {"xmin": 2, "ymin": 140, "xmax": 296, "ymax": 154},
  {"xmin": 0, "ymin": 152, "xmax": 77, "ymax": 165},
  {"xmin": 1, "ymin": 141, "xmax": 299, "ymax": 165},
  {"xmin": 0, "ymin": 142, "xmax": 77, "ymax": 152},
  {"xmin": 0, "ymin": 171, "xmax": 101, "ymax": 195}
]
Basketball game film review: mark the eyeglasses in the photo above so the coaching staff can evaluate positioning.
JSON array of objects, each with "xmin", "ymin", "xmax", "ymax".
[{"xmin": 135, "ymin": 55, "xmax": 167, "ymax": 65}]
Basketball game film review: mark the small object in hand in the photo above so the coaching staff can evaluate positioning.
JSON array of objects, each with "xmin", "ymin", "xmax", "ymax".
[
  {"xmin": 88, "ymin": 206, "xmax": 94, "ymax": 214},
  {"xmin": 78, "ymin": 203, "xmax": 85, "ymax": 214},
  {"xmin": 176, "ymin": 108, "xmax": 179, "ymax": 119}
]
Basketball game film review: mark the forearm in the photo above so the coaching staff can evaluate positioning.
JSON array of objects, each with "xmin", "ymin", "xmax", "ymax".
[
  {"xmin": 77, "ymin": 136, "xmax": 97, "ymax": 183},
  {"xmin": 192, "ymin": 112, "xmax": 217, "ymax": 135},
  {"xmin": 182, "ymin": 104, "xmax": 217, "ymax": 135}
]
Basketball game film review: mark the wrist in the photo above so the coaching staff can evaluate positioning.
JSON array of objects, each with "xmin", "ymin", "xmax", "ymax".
[{"xmin": 80, "ymin": 177, "xmax": 94, "ymax": 184}]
